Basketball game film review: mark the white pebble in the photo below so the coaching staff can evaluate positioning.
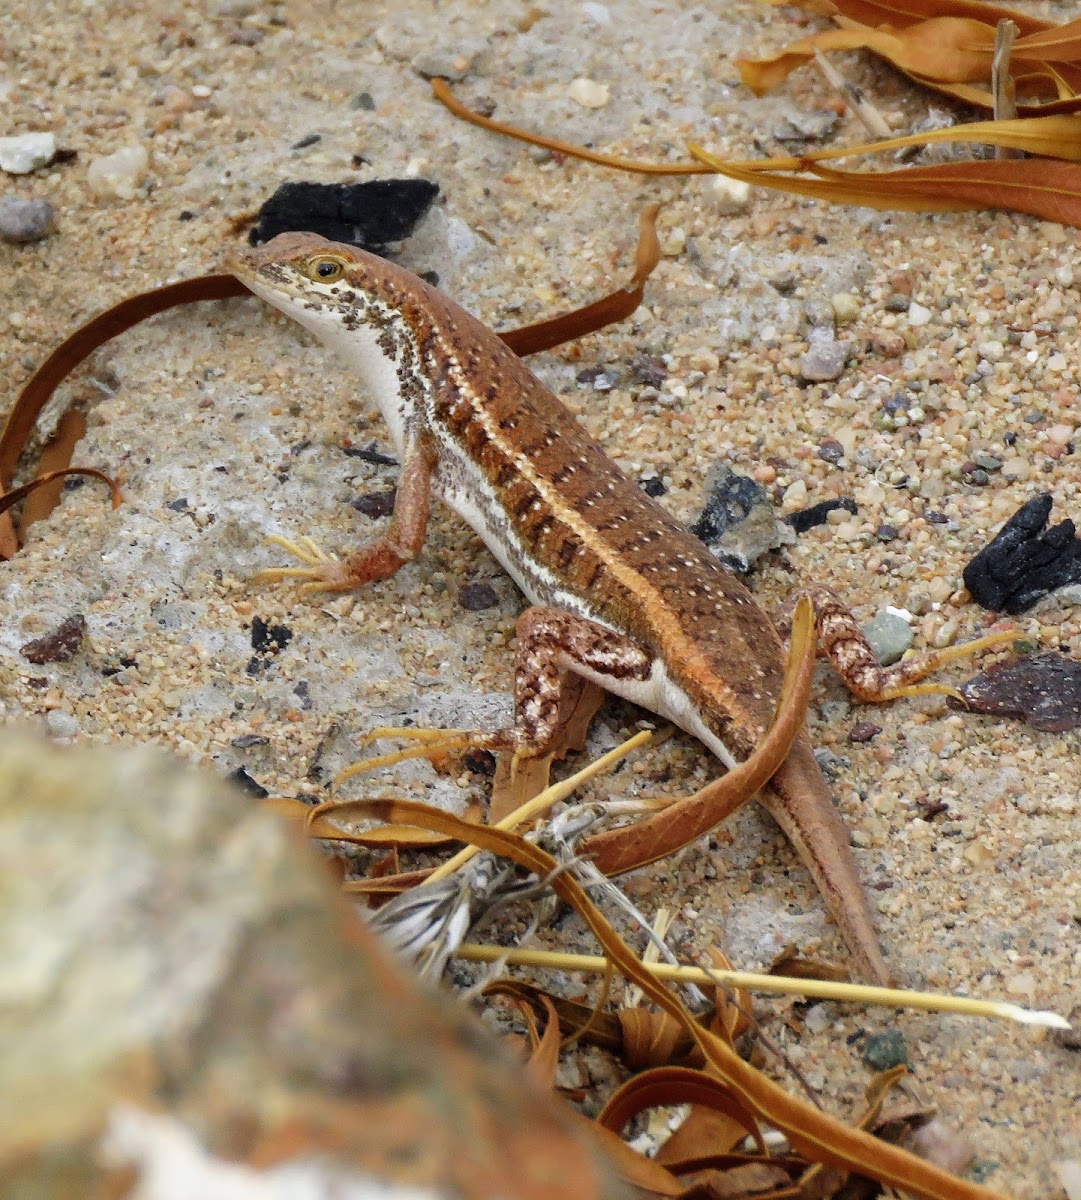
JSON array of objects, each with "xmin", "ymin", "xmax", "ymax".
[
  {"xmin": 191, "ymin": 84, "xmax": 212, "ymax": 99},
  {"xmin": 710, "ymin": 174, "xmax": 750, "ymax": 213},
  {"xmin": 1047, "ymin": 353, "xmax": 1068, "ymax": 372},
  {"xmin": 1048, "ymin": 423, "xmax": 1074, "ymax": 444},
  {"xmin": 1055, "ymin": 266, "xmax": 1075, "ymax": 287},
  {"xmin": 1020, "ymin": 330, "xmax": 1038, "ymax": 349},
  {"xmin": 1055, "ymin": 1160, "xmax": 1081, "ymax": 1200},
  {"xmin": 976, "ymin": 340, "xmax": 1003, "ymax": 361},
  {"xmin": 87, "ymin": 144, "xmax": 149, "ymax": 199},
  {"xmin": 567, "ymin": 77, "xmax": 609, "ymax": 108},
  {"xmin": 45, "ymin": 709, "xmax": 79, "ymax": 740},
  {"xmin": 581, "ymin": 2, "xmax": 611, "ymax": 22},
  {"xmin": 782, "ymin": 479, "xmax": 808, "ymax": 509},
  {"xmin": 0, "ymin": 131, "xmax": 56, "ymax": 175},
  {"xmin": 906, "ymin": 301, "xmax": 931, "ymax": 326},
  {"xmin": 1005, "ymin": 970, "xmax": 1036, "ymax": 999}
]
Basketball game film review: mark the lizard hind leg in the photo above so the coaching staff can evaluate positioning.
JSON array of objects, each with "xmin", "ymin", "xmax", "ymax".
[{"xmin": 795, "ymin": 585, "xmax": 1016, "ymax": 703}]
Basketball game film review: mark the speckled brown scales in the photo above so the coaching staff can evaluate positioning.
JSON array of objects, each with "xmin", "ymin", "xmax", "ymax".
[{"xmin": 234, "ymin": 232, "xmax": 1010, "ymax": 987}]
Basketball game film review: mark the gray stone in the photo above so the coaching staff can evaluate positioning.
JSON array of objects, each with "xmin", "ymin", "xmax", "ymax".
[
  {"xmin": 862, "ymin": 608, "xmax": 914, "ymax": 666},
  {"xmin": 798, "ymin": 340, "xmax": 849, "ymax": 383},
  {"xmin": 43, "ymin": 709, "xmax": 79, "ymax": 739},
  {"xmin": 0, "ymin": 195, "xmax": 56, "ymax": 242}
]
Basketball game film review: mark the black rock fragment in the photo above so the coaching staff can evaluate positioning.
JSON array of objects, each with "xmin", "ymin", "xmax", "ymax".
[
  {"xmin": 20, "ymin": 615, "xmax": 86, "ymax": 664},
  {"xmin": 962, "ymin": 494, "xmax": 1081, "ymax": 613},
  {"xmin": 690, "ymin": 463, "xmax": 794, "ymax": 574},
  {"xmin": 351, "ymin": 488, "xmax": 397, "ymax": 519},
  {"xmin": 785, "ymin": 496, "xmax": 857, "ymax": 535},
  {"xmin": 248, "ymin": 179, "xmax": 439, "ymax": 249},
  {"xmin": 251, "ymin": 616, "xmax": 293, "ymax": 654},
  {"xmin": 959, "ymin": 651, "xmax": 1081, "ymax": 732}
]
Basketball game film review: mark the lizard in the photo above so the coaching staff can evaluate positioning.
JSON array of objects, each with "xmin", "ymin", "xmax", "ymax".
[{"xmin": 230, "ymin": 230, "xmax": 1012, "ymax": 986}]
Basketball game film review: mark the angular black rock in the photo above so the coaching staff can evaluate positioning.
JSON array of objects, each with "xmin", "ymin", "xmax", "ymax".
[
  {"xmin": 248, "ymin": 179, "xmax": 439, "ymax": 249},
  {"xmin": 785, "ymin": 496, "xmax": 858, "ymax": 535},
  {"xmin": 690, "ymin": 463, "xmax": 793, "ymax": 574},
  {"xmin": 962, "ymin": 494, "xmax": 1081, "ymax": 613}
]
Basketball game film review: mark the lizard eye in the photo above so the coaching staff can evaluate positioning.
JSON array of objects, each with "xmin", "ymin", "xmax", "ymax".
[{"xmin": 303, "ymin": 255, "xmax": 348, "ymax": 282}]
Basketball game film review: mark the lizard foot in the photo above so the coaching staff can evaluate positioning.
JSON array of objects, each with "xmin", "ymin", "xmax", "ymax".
[
  {"xmin": 876, "ymin": 627, "xmax": 1020, "ymax": 702},
  {"xmin": 255, "ymin": 534, "xmax": 356, "ymax": 594},
  {"xmin": 337, "ymin": 724, "xmax": 504, "ymax": 785}
]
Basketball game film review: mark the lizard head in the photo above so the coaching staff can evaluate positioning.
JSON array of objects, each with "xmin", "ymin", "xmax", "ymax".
[
  {"xmin": 228, "ymin": 232, "xmax": 435, "ymax": 429},
  {"xmin": 228, "ymin": 231, "xmax": 413, "ymax": 321}
]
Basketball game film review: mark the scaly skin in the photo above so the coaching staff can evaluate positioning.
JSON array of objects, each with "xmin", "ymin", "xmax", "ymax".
[{"xmin": 232, "ymin": 232, "xmax": 897, "ymax": 983}]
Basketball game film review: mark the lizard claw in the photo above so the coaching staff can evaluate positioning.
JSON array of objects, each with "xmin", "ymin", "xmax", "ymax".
[{"xmin": 256, "ymin": 534, "xmax": 353, "ymax": 594}]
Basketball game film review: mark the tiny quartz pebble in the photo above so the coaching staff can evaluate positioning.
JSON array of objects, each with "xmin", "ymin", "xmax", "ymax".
[
  {"xmin": 0, "ymin": 131, "xmax": 56, "ymax": 175},
  {"xmin": 86, "ymin": 144, "xmax": 149, "ymax": 199},
  {"xmin": 567, "ymin": 77, "xmax": 609, "ymax": 108},
  {"xmin": 907, "ymin": 301, "xmax": 932, "ymax": 326},
  {"xmin": 798, "ymin": 340, "xmax": 847, "ymax": 382},
  {"xmin": 0, "ymin": 195, "xmax": 56, "ymax": 242}
]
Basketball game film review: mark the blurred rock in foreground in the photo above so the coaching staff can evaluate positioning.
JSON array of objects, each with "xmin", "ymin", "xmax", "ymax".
[{"xmin": 0, "ymin": 732, "xmax": 630, "ymax": 1200}]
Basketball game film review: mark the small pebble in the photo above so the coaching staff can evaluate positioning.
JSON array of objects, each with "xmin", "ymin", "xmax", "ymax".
[
  {"xmin": 412, "ymin": 51, "xmax": 474, "ymax": 81},
  {"xmin": 803, "ymin": 1004, "xmax": 832, "ymax": 1034},
  {"xmin": 848, "ymin": 721, "xmax": 882, "ymax": 743},
  {"xmin": 710, "ymin": 175, "xmax": 750, "ymax": 213},
  {"xmin": 1047, "ymin": 353, "xmax": 1068, "ymax": 372},
  {"xmin": 0, "ymin": 131, "xmax": 56, "ymax": 175},
  {"xmin": 798, "ymin": 340, "xmax": 847, "ymax": 382},
  {"xmin": 567, "ymin": 77, "xmax": 609, "ymax": 108},
  {"xmin": 862, "ymin": 1029, "xmax": 908, "ymax": 1070},
  {"xmin": 907, "ymin": 301, "xmax": 932, "ymax": 326},
  {"xmin": 45, "ymin": 709, "xmax": 80, "ymax": 740},
  {"xmin": 0, "ymin": 195, "xmax": 56, "ymax": 243},
  {"xmin": 862, "ymin": 608, "xmax": 913, "ymax": 665},
  {"xmin": 87, "ymin": 144, "xmax": 149, "ymax": 199},
  {"xmin": 1055, "ymin": 1161, "xmax": 1081, "ymax": 1200},
  {"xmin": 1047, "ymin": 423, "xmax": 1074, "ymax": 445},
  {"xmin": 458, "ymin": 581, "xmax": 499, "ymax": 611},
  {"xmin": 350, "ymin": 92, "xmax": 376, "ymax": 111},
  {"xmin": 1005, "ymin": 971, "xmax": 1036, "ymax": 999},
  {"xmin": 830, "ymin": 292, "xmax": 860, "ymax": 323}
]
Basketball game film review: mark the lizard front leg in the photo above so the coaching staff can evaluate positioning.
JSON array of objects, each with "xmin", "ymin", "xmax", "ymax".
[{"xmin": 260, "ymin": 431, "xmax": 438, "ymax": 593}]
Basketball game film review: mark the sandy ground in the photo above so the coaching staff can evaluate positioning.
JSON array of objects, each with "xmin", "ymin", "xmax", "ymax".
[{"xmin": 1, "ymin": 0, "xmax": 1079, "ymax": 1193}]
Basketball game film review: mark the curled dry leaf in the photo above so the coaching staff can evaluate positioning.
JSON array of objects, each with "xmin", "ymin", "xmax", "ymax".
[
  {"xmin": 4, "ymin": 213, "xmax": 661, "ymax": 559},
  {"xmin": 334, "ymin": 795, "xmax": 1010, "ymax": 1200},
  {"xmin": 739, "ymin": 0, "xmax": 1081, "ymax": 108}
]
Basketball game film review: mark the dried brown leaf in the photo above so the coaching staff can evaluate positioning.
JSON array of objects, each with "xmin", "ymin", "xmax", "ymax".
[{"xmin": 340, "ymin": 796, "xmax": 1010, "ymax": 1200}]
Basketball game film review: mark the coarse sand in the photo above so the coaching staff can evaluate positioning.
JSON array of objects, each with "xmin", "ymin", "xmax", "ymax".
[{"xmin": 1, "ymin": 1, "xmax": 1078, "ymax": 1193}]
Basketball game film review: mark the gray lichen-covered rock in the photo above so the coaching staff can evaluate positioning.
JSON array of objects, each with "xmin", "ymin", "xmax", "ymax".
[{"xmin": 0, "ymin": 733, "xmax": 629, "ymax": 1200}]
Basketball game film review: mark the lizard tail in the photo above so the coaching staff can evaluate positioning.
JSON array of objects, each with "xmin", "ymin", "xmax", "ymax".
[{"xmin": 760, "ymin": 738, "xmax": 895, "ymax": 988}]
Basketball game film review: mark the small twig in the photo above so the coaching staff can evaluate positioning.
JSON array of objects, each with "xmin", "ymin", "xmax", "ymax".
[
  {"xmin": 992, "ymin": 19, "xmax": 1020, "ymax": 158},
  {"xmin": 454, "ymin": 943, "xmax": 1073, "ymax": 1029},
  {"xmin": 813, "ymin": 49, "xmax": 892, "ymax": 140}
]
